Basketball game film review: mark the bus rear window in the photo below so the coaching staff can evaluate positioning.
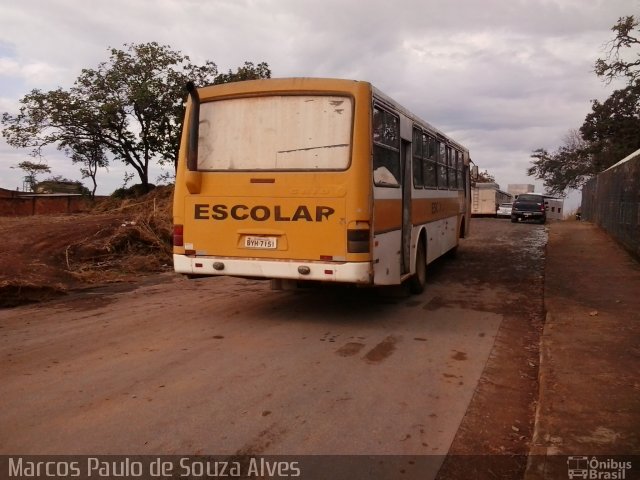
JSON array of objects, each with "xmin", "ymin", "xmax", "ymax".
[{"xmin": 197, "ymin": 95, "xmax": 353, "ymax": 171}]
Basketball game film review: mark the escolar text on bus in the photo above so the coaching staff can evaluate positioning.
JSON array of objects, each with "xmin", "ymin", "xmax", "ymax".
[{"xmin": 194, "ymin": 204, "xmax": 336, "ymax": 222}]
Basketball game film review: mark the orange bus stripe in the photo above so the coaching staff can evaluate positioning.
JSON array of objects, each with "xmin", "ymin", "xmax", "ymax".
[
  {"xmin": 411, "ymin": 197, "xmax": 461, "ymax": 225},
  {"xmin": 373, "ymin": 199, "xmax": 401, "ymax": 233},
  {"xmin": 374, "ymin": 196, "xmax": 464, "ymax": 233}
]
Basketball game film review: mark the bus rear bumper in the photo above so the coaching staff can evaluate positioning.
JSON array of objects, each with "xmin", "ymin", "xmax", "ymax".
[{"xmin": 174, "ymin": 254, "xmax": 372, "ymax": 284}]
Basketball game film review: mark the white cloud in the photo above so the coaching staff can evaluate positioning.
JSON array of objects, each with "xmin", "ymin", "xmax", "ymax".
[{"xmin": 0, "ymin": 57, "xmax": 64, "ymax": 87}]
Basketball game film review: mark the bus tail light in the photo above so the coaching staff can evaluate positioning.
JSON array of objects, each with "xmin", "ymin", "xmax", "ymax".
[
  {"xmin": 173, "ymin": 224, "xmax": 184, "ymax": 247},
  {"xmin": 347, "ymin": 228, "xmax": 370, "ymax": 253}
]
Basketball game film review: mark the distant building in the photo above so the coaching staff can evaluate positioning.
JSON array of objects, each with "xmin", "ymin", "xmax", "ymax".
[
  {"xmin": 543, "ymin": 196, "xmax": 565, "ymax": 220},
  {"xmin": 507, "ymin": 184, "xmax": 534, "ymax": 196},
  {"xmin": 471, "ymin": 182, "xmax": 512, "ymax": 216}
]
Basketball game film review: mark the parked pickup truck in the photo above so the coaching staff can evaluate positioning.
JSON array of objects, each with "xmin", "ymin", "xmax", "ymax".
[{"xmin": 511, "ymin": 194, "xmax": 546, "ymax": 224}]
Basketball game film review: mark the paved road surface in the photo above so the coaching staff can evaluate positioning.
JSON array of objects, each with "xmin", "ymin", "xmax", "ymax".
[{"xmin": 0, "ymin": 219, "xmax": 547, "ymax": 478}]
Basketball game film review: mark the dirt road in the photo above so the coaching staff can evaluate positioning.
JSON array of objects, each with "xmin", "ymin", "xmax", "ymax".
[{"xmin": 0, "ymin": 219, "xmax": 546, "ymax": 478}]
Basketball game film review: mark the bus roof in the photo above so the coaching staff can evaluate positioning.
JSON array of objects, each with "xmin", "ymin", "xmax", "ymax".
[{"xmin": 196, "ymin": 77, "xmax": 371, "ymax": 100}]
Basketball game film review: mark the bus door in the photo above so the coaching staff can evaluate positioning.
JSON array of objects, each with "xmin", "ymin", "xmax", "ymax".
[{"xmin": 401, "ymin": 139, "xmax": 412, "ymax": 275}]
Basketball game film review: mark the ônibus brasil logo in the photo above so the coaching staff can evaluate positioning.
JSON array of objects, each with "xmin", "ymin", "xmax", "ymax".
[{"xmin": 567, "ymin": 456, "xmax": 632, "ymax": 479}]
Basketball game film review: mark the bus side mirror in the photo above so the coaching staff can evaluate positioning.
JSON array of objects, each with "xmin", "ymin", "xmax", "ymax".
[
  {"xmin": 186, "ymin": 82, "xmax": 200, "ymax": 172},
  {"xmin": 471, "ymin": 165, "xmax": 478, "ymax": 180}
]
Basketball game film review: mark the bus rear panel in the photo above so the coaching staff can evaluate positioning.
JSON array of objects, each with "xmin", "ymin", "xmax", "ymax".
[
  {"xmin": 173, "ymin": 79, "xmax": 374, "ymax": 284},
  {"xmin": 173, "ymin": 77, "xmax": 471, "ymax": 290}
]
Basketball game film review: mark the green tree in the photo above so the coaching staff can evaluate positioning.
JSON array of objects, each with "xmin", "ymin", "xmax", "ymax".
[
  {"xmin": 2, "ymin": 42, "xmax": 271, "ymax": 191},
  {"xmin": 12, "ymin": 160, "xmax": 51, "ymax": 192},
  {"xmin": 213, "ymin": 61, "xmax": 272, "ymax": 84},
  {"xmin": 528, "ymin": 16, "xmax": 640, "ymax": 194},
  {"xmin": 527, "ymin": 131, "xmax": 591, "ymax": 196},
  {"xmin": 475, "ymin": 169, "xmax": 495, "ymax": 183},
  {"xmin": 580, "ymin": 81, "xmax": 640, "ymax": 170},
  {"xmin": 65, "ymin": 137, "xmax": 108, "ymax": 197},
  {"xmin": 595, "ymin": 15, "xmax": 640, "ymax": 84}
]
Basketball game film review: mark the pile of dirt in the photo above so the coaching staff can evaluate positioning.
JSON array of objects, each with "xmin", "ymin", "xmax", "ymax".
[
  {"xmin": 71, "ymin": 186, "xmax": 174, "ymax": 280},
  {"xmin": 0, "ymin": 186, "xmax": 174, "ymax": 308}
]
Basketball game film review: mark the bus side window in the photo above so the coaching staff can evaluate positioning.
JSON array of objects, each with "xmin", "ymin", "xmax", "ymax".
[
  {"xmin": 448, "ymin": 149, "xmax": 457, "ymax": 190},
  {"xmin": 412, "ymin": 127, "xmax": 423, "ymax": 188},
  {"xmin": 423, "ymin": 134, "xmax": 437, "ymax": 188},
  {"xmin": 456, "ymin": 151, "xmax": 463, "ymax": 190},
  {"xmin": 437, "ymin": 141, "xmax": 447, "ymax": 189},
  {"xmin": 373, "ymin": 106, "xmax": 401, "ymax": 187},
  {"xmin": 446, "ymin": 147, "xmax": 455, "ymax": 189}
]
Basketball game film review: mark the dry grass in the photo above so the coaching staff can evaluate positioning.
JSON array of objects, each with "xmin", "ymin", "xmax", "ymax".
[{"xmin": 65, "ymin": 186, "xmax": 174, "ymax": 282}]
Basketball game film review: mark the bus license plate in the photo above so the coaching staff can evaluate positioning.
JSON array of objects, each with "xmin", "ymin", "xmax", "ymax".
[{"xmin": 244, "ymin": 236, "xmax": 277, "ymax": 249}]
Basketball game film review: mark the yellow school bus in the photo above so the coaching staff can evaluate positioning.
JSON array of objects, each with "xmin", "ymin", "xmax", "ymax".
[{"xmin": 173, "ymin": 78, "xmax": 471, "ymax": 293}]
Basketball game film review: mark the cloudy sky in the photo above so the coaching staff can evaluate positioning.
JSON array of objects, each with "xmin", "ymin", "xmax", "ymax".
[{"xmin": 0, "ymin": 0, "xmax": 637, "ymax": 207}]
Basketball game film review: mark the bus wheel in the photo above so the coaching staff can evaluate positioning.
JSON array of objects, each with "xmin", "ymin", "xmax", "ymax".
[{"xmin": 408, "ymin": 239, "xmax": 427, "ymax": 294}]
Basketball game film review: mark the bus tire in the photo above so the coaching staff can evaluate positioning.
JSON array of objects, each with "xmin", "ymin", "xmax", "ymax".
[{"xmin": 408, "ymin": 238, "xmax": 427, "ymax": 294}]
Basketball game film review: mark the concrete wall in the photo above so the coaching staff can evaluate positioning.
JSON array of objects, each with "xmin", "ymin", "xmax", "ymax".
[
  {"xmin": 0, "ymin": 190, "xmax": 93, "ymax": 216},
  {"xmin": 0, "ymin": 188, "xmax": 20, "ymax": 198},
  {"xmin": 581, "ymin": 150, "xmax": 640, "ymax": 259}
]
